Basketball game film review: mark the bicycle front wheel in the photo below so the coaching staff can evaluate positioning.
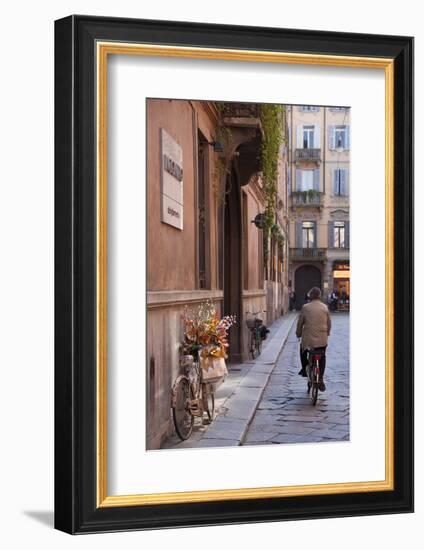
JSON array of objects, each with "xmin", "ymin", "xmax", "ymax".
[
  {"xmin": 203, "ymin": 383, "xmax": 215, "ymax": 423},
  {"xmin": 172, "ymin": 376, "xmax": 194, "ymax": 440}
]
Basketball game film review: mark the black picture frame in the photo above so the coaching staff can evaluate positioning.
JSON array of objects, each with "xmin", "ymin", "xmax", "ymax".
[{"xmin": 55, "ymin": 15, "xmax": 414, "ymax": 534}]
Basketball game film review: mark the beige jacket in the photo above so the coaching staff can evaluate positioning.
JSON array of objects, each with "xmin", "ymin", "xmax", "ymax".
[{"xmin": 296, "ymin": 299, "xmax": 331, "ymax": 349}]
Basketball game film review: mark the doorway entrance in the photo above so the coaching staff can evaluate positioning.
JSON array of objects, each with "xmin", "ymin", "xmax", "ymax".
[
  {"xmin": 223, "ymin": 165, "xmax": 242, "ymax": 361},
  {"xmin": 294, "ymin": 265, "xmax": 322, "ymax": 309}
]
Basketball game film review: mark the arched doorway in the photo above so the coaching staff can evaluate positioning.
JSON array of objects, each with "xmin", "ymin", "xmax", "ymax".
[
  {"xmin": 294, "ymin": 265, "xmax": 322, "ymax": 309},
  {"xmin": 223, "ymin": 164, "xmax": 242, "ymax": 361}
]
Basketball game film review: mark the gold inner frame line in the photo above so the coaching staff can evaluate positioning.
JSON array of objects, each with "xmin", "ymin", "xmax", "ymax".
[{"xmin": 96, "ymin": 41, "xmax": 395, "ymax": 508}]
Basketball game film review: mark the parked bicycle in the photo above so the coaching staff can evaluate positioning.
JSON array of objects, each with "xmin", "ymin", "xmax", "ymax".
[
  {"xmin": 245, "ymin": 310, "xmax": 268, "ymax": 359},
  {"xmin": 306, "ymin": 348, "xmax": 325, "ymax": 405},
  {"xmin": 171, "ymin": 348, "xmax": 216, "ymax": 440}
]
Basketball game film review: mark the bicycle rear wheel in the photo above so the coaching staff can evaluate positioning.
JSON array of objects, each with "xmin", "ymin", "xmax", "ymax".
[
  {"xmin": 250, "ymin": 331, "xmax": 258, "ymax": 359},
  {"xmin": 311, "ymin": 363, "xmax": 319, "ymax": 405},
  {"xmin": 256, "ymin": 332, "xmax": 262, "ymax": 356},
  {"xmin": 172, "ymin": 376, "xmax": 194, "ymax": 440},
  {"xmin": 311, "ymin": 383, "xmax": 318, "ymax": 405}
]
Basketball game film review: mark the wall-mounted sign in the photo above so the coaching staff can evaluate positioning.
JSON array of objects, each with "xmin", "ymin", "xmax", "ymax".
[
  {"xmin": 160, "ymin": 128, "xmax": 183, "ymax": 229},
  {"xmin": 333, "ymin": 270, "xmax": 350, "ymax": 279},
  {"xmin": 333, "ymin": 260, "xmax": 350, "ymax": 270}
]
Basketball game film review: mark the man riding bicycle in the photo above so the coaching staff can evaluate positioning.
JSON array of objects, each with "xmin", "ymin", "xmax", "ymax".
[{"xmin": 296, "ymin": 287, "xmax": 331, "ymax": 391}]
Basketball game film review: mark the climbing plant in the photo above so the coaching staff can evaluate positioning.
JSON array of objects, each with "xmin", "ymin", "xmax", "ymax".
[
  {"xmin": 259, "ymin": 103, "xmax": 285, "ymax": 265},
  {"xmin": 259, "ymin": 104, "xmax": 285, "ymax": 233},
  {"xmin": 271, "ymin": 223, "xmax": 285, "ymax": 249},
  {"xmin": 211, "ymin": 102, "xmax": 233, "ymax": 203}
]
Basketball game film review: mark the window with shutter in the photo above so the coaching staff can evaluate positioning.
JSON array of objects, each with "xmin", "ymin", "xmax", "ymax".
[
  {"xmin": 334, "ymin": 221, "xmax": 346, "ymax": 248},
  {"xmin": 298, "ymin": 170, "xmax": 314, "ymax": 191},
  {"xmin": 302, "ymin": 125, "xmax": 314, "ymax": 148},
  {"xmin": 302, "ymin": 221, "xmax": 315, "ymax": 248},
  {"xmin": 334, "ymin": 125, "xmax": 348, "ymax": 150}
]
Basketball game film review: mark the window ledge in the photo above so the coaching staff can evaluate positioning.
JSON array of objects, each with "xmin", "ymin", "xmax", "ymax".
[{"xmin": 147, "ymin": 289, "xmax": 223, "ymax": 309}]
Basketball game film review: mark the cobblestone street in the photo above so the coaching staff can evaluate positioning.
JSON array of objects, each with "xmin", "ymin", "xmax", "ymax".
[{"xmin": 243, "ymin": 312, "xmax": 350, "ymax": 445}]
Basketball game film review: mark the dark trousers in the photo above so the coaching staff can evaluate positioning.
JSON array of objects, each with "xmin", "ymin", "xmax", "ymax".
[{"xmin": 300, "ymin": 346, "xmax": 327, "ymax": 379}]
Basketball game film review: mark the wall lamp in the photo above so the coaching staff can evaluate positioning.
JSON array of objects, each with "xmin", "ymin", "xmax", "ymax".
[
  {"xmin": 207, "ymin": 139, "xmax": 224, "ymax": 153},
  {"xmin": 251, "ymin": 213, "xmax": 266, "ymax": 229}
]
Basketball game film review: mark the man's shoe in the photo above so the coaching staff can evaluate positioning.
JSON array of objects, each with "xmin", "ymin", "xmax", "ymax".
[
  {"xmin": 318, "ymin": 381, "xmax": 326, "ymax": 391},
  {"xmin": 298, "ymin": 368, "xmax": 307, "ymax": 377}
]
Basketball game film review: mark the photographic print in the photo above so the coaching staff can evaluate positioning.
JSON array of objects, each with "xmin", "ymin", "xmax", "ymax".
[
  {"xmin": 146, "ymin": 99, "xmax": 350, "ymax": 450},
  {"xmin": 55, "ymin": 16, "xmax": 413, "ymax": 533}
]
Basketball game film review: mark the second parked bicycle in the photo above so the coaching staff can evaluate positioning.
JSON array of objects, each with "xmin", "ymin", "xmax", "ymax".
[{"xmin": 246, "ymin": 310, "xmax": 268, "ymax": 359}]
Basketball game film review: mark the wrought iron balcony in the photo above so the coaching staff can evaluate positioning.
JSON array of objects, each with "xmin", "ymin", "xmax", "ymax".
[
  {"xmin": 221, "ymin": 102, "xmax": 259, "ymax": 118},
  {"xmin": 295, "ymin": 148, "xmax": 321, "ymax": 163},
  {"xmin": 290, "ymin": 191, "xmax": 323, "ymax": 207},
  {"xmin": 289, "ymin": 248, "xmax": 326, "ymax": 261}
]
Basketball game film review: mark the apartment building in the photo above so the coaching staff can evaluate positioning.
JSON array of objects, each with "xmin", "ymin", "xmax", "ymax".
[{"xmin": 287, "ymin": 105, "xmax": 350, "ymax": 309}]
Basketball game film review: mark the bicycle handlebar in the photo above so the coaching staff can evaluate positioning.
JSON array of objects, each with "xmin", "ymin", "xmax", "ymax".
[{"xmin": 246, "ymin": 309, "xmax": 266, "ymax": 316}]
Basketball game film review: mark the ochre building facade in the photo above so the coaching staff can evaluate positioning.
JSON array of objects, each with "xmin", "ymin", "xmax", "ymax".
[
  {"xmin": 146, "ymin": 99, "xmax": 290, "ymax": 449},
  {"xmin": 287, "ymin": 105, "xmax": 350, "ymax": 309}
]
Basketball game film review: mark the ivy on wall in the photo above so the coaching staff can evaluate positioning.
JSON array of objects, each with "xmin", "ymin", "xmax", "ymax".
[
  {"xmin": 271, "ymin": 223, "xmax": 285, "ymax": 248},
  {"xmin": 212, "ymin": 103, "xmax": 233, "ymax": 202},
  {"xmin": 259, "ymin": 103, "xmax": 286, "ymax": 266},
  {"xmin": 212, "ymin": 102, "xmax": 287, "ymax": 273},
  {"xmin": 259, "ymin": 103, "xmax": 285, "ymax": 233}
]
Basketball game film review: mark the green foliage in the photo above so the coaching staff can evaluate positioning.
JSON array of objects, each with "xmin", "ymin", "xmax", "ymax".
[
  {"xmin": 259, "ymin": 104, "xmax": 285, "ymax": 232},
  {"xmin": 291, "ymin": 189, "xmax": 321, "ymax": 202},
  {"xmin": 271, "ymin": 223, "xmax": 285, "ymax": 243},
  {"xmin": 212, "ymin": 104, "xmax": 233, "ymax": 203}
]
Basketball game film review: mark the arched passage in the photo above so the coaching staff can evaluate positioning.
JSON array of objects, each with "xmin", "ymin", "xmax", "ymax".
[{"xmin": 294, "ymin": 265, "xmax": 322, "ymax": 309}]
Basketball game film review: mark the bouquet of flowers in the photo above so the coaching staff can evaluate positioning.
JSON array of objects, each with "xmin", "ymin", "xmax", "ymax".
[{"xmin": 180, "ymin": 300, "xmax": 236, "ymax": 360}]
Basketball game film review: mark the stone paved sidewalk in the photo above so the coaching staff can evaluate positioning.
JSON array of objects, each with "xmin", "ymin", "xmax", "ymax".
[
  {"xmin": 161, "ymin": 312, "xmax": 297, "ymax": 449},
  {"xmin": 243, "ymin": 312, "xmax": 350, "ymax": 446}
]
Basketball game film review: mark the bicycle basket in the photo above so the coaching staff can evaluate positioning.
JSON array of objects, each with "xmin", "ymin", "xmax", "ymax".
[
  {"xmin": 200, "ymin": 356, "xmax": 228, "ymax": 382},
  {"xmin": 246, "ymin": 317, "xmax": 256, "ymax": 329}
]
